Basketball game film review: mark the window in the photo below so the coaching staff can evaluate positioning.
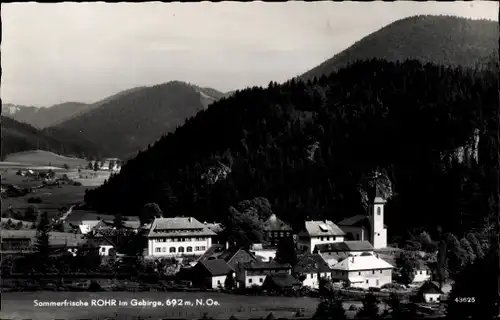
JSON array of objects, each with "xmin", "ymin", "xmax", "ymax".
[
  {"xmin": 429, "ymin": 297, "xmax": 433, "ymax": 302},
  {"xmin": 333, "ymin": 236, "xmax": 337, "ymax": 241},
  {"xmin": 178, "ymin": 247, "xmax": 185, "ymax": 253},
  {"xmin": 326, "ymin": 236, "xmax": 330, "ymax": 241},
  {"xmin": 377, "ymin": 207, "xmax": 381, "ymax": 215},
  {"xmin": 321, "ymin": 237, "xmax": 324, "ymax": 241},
  {"xmin": 217, "ymin": 280, "xmax": 221, "ymax": 284},
  {"xmin": 195, "ymin": 246, "xmax": 200, "ymax": 251},
  {"xmin": 101, "ymin": 247, "xmax": 106, "ymax": 252},
  {"xmin": 420, "ymin": 271, "xmax": 423, "ymax": 275},
  {"xmin": 249, "ymin": 279, "xmax": 253, "ymax": 283},
  {"xmin": 156, "ymin": 248, "xmax": 161, "ymax": 252},
  {"xmin": 380, "ymin": 270, "xmax": 383, "ymax": 274},
  {"xmin": 372, "ymin": 270, "xmax": 375, "ymax": 274},
  {"xmin": 376, "ymin": 280, "xmax": 379, "ymax": 286},
  {"xmin": 187, "ymin": 246, "xmax": 193, "ymax": 252},
  {"xmin": 366, "ymin": 280, "xmax": 369, "ymax": 284},
  {"xmin": 358, "ymin": 272, "xmax": 361, "ymax": 276},
  {"xmin": 162, "ymin": 247, "xmax": 166, "ymax": 252},
  {"xmin": 170, "ymin": 247, "xmax": 176, "ymax": 253},
  {"xmin": 201, "ymin": 246, "xmax": 206, "ymax": 251},
  {"xmin": 260, "ymin": 278, "xmax": 263, "ymax": 283}
]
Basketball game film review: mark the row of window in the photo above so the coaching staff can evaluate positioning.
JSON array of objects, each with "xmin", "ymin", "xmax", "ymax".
[
  {"xmin": 247, "ymin": 277, "xmax": 264, "ymax": 284},
  {"xmin": 269, "ymin": 231, "xmax": 290, "ymax": 237},
  {"xmin": 318, "ymin": 236, "xmax": 338, "ymax": 241},
  {"xmin": 154, "ymin": 237, "xmax": 208, "ymax": 242},
  {"xmin": 154, "ymin": 246, "xmax": 207, "ymax": 253},
  {"xmin": 154, "ymin": 229, "xmax": 204, "ymax": 233}
]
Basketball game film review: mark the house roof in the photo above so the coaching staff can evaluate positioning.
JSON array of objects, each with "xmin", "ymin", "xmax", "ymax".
[
  {"xmin": 147, "ymin": 217, "xmax": 217, "ymax": 238},
  {"xmin": 1, "ymin": 230, "xmax": 85, "ymax": 247},
  {"xmin": 87, "ymin": 235, "xmax": 116, "ymax": 247},
  {"xmin": 294, "ymin": 253, "xmax": 331, "ymax": 274},
  {"xmin": 263, "ymin": 274, "xmax": 301, "ymax": 288},
  {"xmin": 337, "ymin": 214, "xmax": 388, "ymax": 228},
  {"xmin": 243, "ymin": 261, "xmax": 291, "ymax": 270},
  {"xmin": 204, "ymin": 222, "xmax": 223, "ymax": 233},
  {"xmin": 419, "ymin": 281, "xmax": 443, "ymax": 295},
  {"xmin": 302, "ymin": 220, "xmax": 345, "ymax": 237},
  {"xmin": 99, "ymin": 219, "xmax": 141, "ymax": 230},
  {"xmin": 197, "ymin": 259, "xmax": 233, "ymax": 276},
  {"xmin": 331, "ymin": 253, "xmax": 394, "ymax": 271},
  {"xmin": 320, "ymin": 252, "xmax": 348, "ymax": 267},
  {"xmin": 263, "ymin": 214, "xmax": 292, "ymax": 232},
  {"xmin": 315, "ymin": 241, "xmax": 374, "ymax": 253}
]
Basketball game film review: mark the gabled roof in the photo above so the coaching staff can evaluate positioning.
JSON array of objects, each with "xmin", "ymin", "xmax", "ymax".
[
  {"xmin": 263, "ymin": 274, "xmax": 301, "ymax": 288},
  {"xmin": 419, "ymin": 281, "xmax": 443, "ymax": 295},
  {"xmin": 263, "ymin": 214, "xmax": 292, "ymax": 232},
  {"xmin": 197, "ymin": 259, "xmax": 233, "ymax": 276},
  {"xmin": 331, "ymin": 253, "xmax": 394, "ymax": 271},
  {"xmin": 147, "ymin": 217, "xmax": 217, "ymax": 238},
  {"xmin": 294, "ymin": 253, "xmax": 331, "ymax": 274},
  {"xmin": 302, "ymin": 220, "xmax": 345, "ymax": 237},
  {"xmin": 337, "ymin": 215, "xmax": 388, "ymax": 228},
  {"xmin": 99, "ymin": 219, "xmax": 141, "ymax": 230},
  {"xmin": 242, "ymin": 261, "xmax": 291, "ymax": 270},
  {"xmin": 315, "ymin": 241, "xmax": 374, "ymax": 253}
]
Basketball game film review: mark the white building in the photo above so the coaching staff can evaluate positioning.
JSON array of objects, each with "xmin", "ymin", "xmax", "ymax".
[
  {"xmin": 298, "ymin": 220, "xmax": 345, "ymax": 253},
  {"xmin": 193, "ymin": 259, "xmax": 234, "ymax": 289},
  {"xmin": 237, "ymin": 261, "xmax": 292, "ymax": 288},
  {"xmin": 147, "ymin": 217, "xmax": 216, "ymax": 257},
  {"xmin": 418, "ymin": 281, "xmax": 444, "ymax": 303},
  {"xmin": 337, "ymin": 187, "xmax": 388, "ymax": 249},
  {"xmin": 293, "ymin": 253, "xmax": 332, "ymax": 289},
  {"xmin": 87, "ymin": 236, "xmax": 116, "ymax": 256},
  {"xmin": 413, "ymin": 260, "xmax": 432, "ymax": 283},
  {"xmin": 249, "ymin": 243, "xmax": 276, "ymax": 262},
  {"xmin": 330, "ymin": 252, "xmax": 394, "ymax": 289}
]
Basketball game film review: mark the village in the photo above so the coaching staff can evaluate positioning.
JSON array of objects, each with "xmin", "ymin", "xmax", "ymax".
[{"xmin": 1, "ymin": 172, "xmax": 449, "ymax": 318}]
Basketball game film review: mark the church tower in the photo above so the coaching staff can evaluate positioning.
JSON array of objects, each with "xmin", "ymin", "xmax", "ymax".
[{"xmin": 368, "ymin": 174, "xmax": 388, "ymax": 249}]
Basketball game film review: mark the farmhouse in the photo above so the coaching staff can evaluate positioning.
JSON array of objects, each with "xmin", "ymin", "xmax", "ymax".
[
  {"xmin": 263, "ymin": 214, "xmax": 293, "ymax": 247},
  {"xmin": 337, "ymin": 185, "xmax": 388, "ymax": 249},
  {"xmin": 418, "ymin": 281, "xmax": 444, "ymax": 303},
  {"xmin": 1, "ymin": 230, "xmax": 85, "ymax": 253},
  {"xmin": 147, "ymin": 217, "xmax": 216, "ymax": 257},
  {"xmin": 192, "ymin": 259, "xmax": 234, "ymax": 289},
  {"xmin": 298, "ymin": 220, "xmax": 345, "ymax": 253},
  {"xmin": 236, "ymin": 261, "xmax": 292, "ymax": 288},
  {"xmin": 293, "ymin": 253, "xmax": 332, "ymax": 289},
  {"xmin": 330, "ymin": 252, "xmax": 394, "ymax": 289}
]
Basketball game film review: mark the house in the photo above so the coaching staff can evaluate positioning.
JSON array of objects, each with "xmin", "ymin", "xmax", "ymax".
[
  {"xmin": 92, "ymin": 218, "xmax": 141, "ymax": 233},
  {"xmin": 314, "ymin": 240, "xmax": 374, "ymax": 256},
  {"xmin": 418, "ymin": 281, "xmax": 444, "ymax": 303},
  {"xmin": 262, "ymin": 274, "xmax": 301, "ymax": 292},
  {"xmin": 86, "ymin": 235, "xmax": 116, "ymax": 256},
  {"xmin": 249, "ymin": 243, "xmax": 277, "ymax": 262},
  {"xmin": 193, "ymin": 259, "xmax": 234, "ymax": 289},
  {"xmin": 263, "ymin": 214, "xmax": 293, "ymax": 247},
  {"xmin": 101, "ymin": 158, "xmax": 121, "ymax": 171},
  {"xmin": 199, "ymin": 245, "xmax": 260, "ymax": 271},
  {"xmin": 298, "ymin": 220, "xmax": 345, "ymax": 253},
  {"xmin": 147, "ymin": 217, "xmax": 216, "ymax": 257},
  {"xmin": 1, "ymin": 230, "xmax": 85, "ymax": 253},
  {"xmin": 293, "ymin": 253, "xmax": 332, "ymax": 289},
  {"xmin": 413, "ymin": 260, "xmax": 432, "ymax": 283},
  {"xmin": 330, "ymin": 252, "xmax": 394, "ymax": 289},
  {"xmin": 237, "ymin": 261, "xmax": 292, "ymax": 288},
  {"xmin": 337, "ymin": 185, "xmax": 388, "ymax": 249}
]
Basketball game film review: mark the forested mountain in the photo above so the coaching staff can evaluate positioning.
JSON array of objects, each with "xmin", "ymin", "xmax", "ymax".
[
  {"xmin": 1, "ymin": 116, "xmax": 100, "ymax": 159},
  {"xmin": 48, "ymin": 81, "xmax": 224, "ymax": 158},
  {"xmin": 1, "ymin": 86, "xmax": 146, "ymax": 128},
  {"xmin": 298, "ymin": 15, "xmax": 498, "ymax": 82},
  {"xmin": 84, "ymin": 59, "xmax": 498, "ymax": 239}
]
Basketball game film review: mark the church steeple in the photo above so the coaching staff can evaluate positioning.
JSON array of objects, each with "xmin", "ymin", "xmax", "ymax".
[{"xmin": 367, "ymin": 169, "xmax": 387, "ymax": 249}]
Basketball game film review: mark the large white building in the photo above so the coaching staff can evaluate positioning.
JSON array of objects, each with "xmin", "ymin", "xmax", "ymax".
[
  {"xmin": 298, "ymin": 220, "xmax": 345, "ymax": 253},
  {"xmin": 330, "ymin": 252, "xmax": 394, "ymax": 289},
  {"xmin": 337, "ymin": 186, "xmax": 388, "ymax": 249},
  {"xmin": 147, "ymin": 217, "xmax": 216, "ymax": 257}
]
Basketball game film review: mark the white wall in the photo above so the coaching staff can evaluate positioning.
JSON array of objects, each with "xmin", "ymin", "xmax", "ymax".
[
  {"xmin": 301, "ymin": 272, "xmax": 331, "ymax": 289},
  {"xmin": 148, "ymin": 237, "xmax": 212, "ymax": 257},
  {"xmin": 373, "ymin": 228, "xmax": 387, "ymax": 249},
  {"xmin": 250, "ymin": 249, "xmax": 276, "ymax": 262},
  {"xmin": 338, "ymin": 226, "xmax": 368, "ymax": 242},
  {"xmin": 211, "ymin": 275, "xmax": 227, "ymax": 289},
  {"xmin": 347, "ymin": 269, "xmax": 392, "ymax": 289},
  {"xmin": 424, "ymin": 293, "xmax": 441, "ymax": 303},
  {"xmin": 413, "ymin": 269, "xmax": 431, "ymax": 283},
  {"xmin": 302, "ymin": 235, "xmax": 344, "ymax": 253},
  {"xmin": 99, "ymin": 245, "xmax": 114, "ymax": 256},
  {"xmin": 245, "ymin": 274, "xmax": 266, "ymax": 287}
]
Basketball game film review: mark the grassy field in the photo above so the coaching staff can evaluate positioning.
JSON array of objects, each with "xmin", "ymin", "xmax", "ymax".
[
  {"xmin": 3, "ymin": 150, "xmax": 88, "ymax": 169},
  {"xmin": 2, "ymin": 291, "xmax": 323, "ymax": 320}
]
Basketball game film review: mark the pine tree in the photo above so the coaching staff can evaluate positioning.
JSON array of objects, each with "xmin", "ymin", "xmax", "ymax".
[
  {"xmin": 35, "ymin": 211, "xmax": 51, "ymax": 271},
  {"xmin": 312, "ymin": 295, "xmax": 347, "ymax": 320}
]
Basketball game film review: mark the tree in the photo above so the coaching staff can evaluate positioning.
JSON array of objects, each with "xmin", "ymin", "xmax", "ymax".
[
  {"xmin": 312, "ymin": 295, "xmax": 347, "ymax": 320},
  {"xmin": 446, "ymin": 233, "xmax": 469, "ymax": 279},
  {"xmin": 275, "ymin": 237, "xmax": 298, "ymax": 266},
  {"xmin": 87, "ymin": 161, "xmax": 93, "ymax": 170},
  {"xmin": 224, "ymin": 272, "xmax": 236, "ymax": 289},
  {"xmin": 34, "ymin": 211, "xmax": 51, "ymax": 271},
  {"xmin": 140, "ymin": 202, "xmax": 163, "ymax": 226},
  {"xmin": 109, "ymin": 160, "xmax": 115, "ymax": 171},
  {"xmin": 388, "ymin": 292, "xmax": 401, "ymax": 314},
  {"xmin": 225, "ymin": 204, "xmax": 266, "ymax": 248},
  {"xmin": 113, "ymin": 214, "xmax": 126, "ymax": 230},
  {"xmin": 63, "ymin": 163, "xmax": 70, "ymax": 170},
  {"xmin": 25, "ymin": 205, "xmax": 40, "ymax": 221},
  {"xmin": 459, "ymin": 238, "xmax": 476, "ymax": 265},
  {"xmin": 357, "ymin": 293, "xmax": 380, "ymax": 319},
  {"xmin": 465, "ymin": 232, "xmax": 484, "ymax": 259},
  {"xmin": 396, "ymin": 251, "xmax": 419, "ymax": 285},
  {"xmin": 93, "ymin": 161, "xmax": 99, "ymax": 171}
]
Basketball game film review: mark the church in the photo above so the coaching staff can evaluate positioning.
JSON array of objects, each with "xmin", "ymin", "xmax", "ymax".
[{"xmin": 336, "ymin": 184, "xmax": 388, "ymax": 249}]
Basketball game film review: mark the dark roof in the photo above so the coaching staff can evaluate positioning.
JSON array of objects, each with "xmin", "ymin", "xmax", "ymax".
[
  {"xmin": 197, "ymin": 259, "xmax": 233, "ymax": 276},
  {"xmin": 87, "ymin": 236, "xmax": 116, "ymax": 247},
  {"xmin": 198, "ymin": 244, "xmax": 225, "ymax": 261},
  {"xmin": 294, "ymin": 253, "xmax": 331, "ymax": 274},
  {"xmin": 148, "ymin": 217, "xmax": 216, "ymax": 238},
  {"xmin": 337, "ymin": 215, "xmax": 388, "ymax": 228},
  {"xmin": 243, "ymin": 261, "xmax": 291, "ymax": 270},
  {"xmin": 314, "ymin": 240, "xmax": 374, "ymax": 253},
  {"xmin": 263, "ymin": 274, "xmax": 301, "ymax": 288},
  {"xmin": 419, "ymin": 281, "xmax": 443, "ymax": 295},
  {"xmin": 263, "ymin": 214, "xmax": 292, "ymax": 232}
]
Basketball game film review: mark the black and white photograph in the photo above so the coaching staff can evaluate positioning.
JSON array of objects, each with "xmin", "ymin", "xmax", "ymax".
[{"xmin": 1, "ymin": 1, "xmax": 499, "ymax": 320}]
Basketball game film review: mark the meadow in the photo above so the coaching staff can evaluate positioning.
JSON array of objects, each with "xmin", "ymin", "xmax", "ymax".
[{"xmin": 3, "ymin": 150, "xmax": 89, "ymax": 169}]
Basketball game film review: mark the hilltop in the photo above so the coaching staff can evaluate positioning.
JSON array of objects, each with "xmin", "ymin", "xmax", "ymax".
[
  {"xmin": 1, "ymin": 86, "xmax": 146, "ymax": 129},
  {"xmin": 1, "ymin": 116, "xmax": 100, "ymax": 160},
  {"xmin": 84, "ymin": 59, "xmax": 498, "ymax": 239},
  {"xmin": 298, "ymin": 15, "xmax": 498, "ymax": 81},
  {"xmin": 48, "ymin": 81, "xmax": 224, "ymax": 158}
]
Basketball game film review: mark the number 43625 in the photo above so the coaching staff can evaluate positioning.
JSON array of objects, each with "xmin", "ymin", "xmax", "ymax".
[{"xmin": 455, "ymin": 297, "xmax": 475, "ymax": 303}]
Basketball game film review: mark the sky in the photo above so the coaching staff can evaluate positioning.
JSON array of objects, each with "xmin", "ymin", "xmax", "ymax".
[{"xmin": 2, "ymin": 1, "xmax": 498, "ymax": 107}]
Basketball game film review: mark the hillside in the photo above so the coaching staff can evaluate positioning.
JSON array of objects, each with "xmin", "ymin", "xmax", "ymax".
[
  {"xmin": 1, "ymin": 86, "xmax": 146, "ymax": 129},
  {"xmin": 84, "ymin": 59, "xmax": 498, "ymax": 239},
  {"xmin": 298, "ymin": 15, "xmax": 498, "ymax": 82},
  {"xmin": 1, "ymin": 116, "xmax": 100, "ymax": 160},
  {"xmin": 3, "ymin": 150, "xmax": 88, "ymax": 168},
  {"xmin": 48, "ymin": 81, "xmax": 224, "ymax": 158}
]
